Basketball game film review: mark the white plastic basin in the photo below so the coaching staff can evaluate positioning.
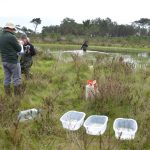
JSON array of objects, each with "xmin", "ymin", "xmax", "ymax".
[
  {"xmin": 60, "ymin": 110, "xmax": 86, "ymax": 131},
  {"xmin": 113, "ymin": 118, "xmax": 138, "ymax": 140},
  {"xmin": 84, "ymin": 115, "xmax": 108, "ymax": 135}
]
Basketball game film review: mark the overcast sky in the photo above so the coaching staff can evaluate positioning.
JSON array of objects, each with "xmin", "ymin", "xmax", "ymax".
[{"xmin": 0, "ymin": 0, "xmax": 150, "ymax": 31}]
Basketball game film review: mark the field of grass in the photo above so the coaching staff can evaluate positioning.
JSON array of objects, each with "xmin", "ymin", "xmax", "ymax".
[{"xmin": 0, "ymin": 45, "xmax": 150, "ymax": 150}]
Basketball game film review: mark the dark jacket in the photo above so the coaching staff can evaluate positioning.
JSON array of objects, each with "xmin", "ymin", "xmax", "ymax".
[
  {"xmin": 81, "ymin": 42, "xmax": 88, "ymax": 51},
  {"xmin": 0, "ymin": 30, "xmax": 21, "ymax": 63},
  {"xmin": 23, "ymin": 42, "xmax": 36, "ymax": 57},
  {"xmin": 20, "ymin": 42, "xmax": 36, "ymax": 69}
]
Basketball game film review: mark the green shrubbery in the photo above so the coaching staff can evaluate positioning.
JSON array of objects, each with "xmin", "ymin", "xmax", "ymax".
[{"xmin": 0, "ymin": 48, "xmax": 150, "ymax": 149}]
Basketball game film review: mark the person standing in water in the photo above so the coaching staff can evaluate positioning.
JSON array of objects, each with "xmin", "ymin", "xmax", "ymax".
[{"xmin": 81, "ymin": 41, "xmax": 88, "ymax": 52}]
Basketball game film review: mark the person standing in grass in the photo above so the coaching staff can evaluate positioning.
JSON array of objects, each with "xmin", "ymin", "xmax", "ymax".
[
  {"xmin": 0, "ymin": 22, "xmax": 23, "ymax": 96},
  {"xmin": 81, "ymin": 41, "xmax": 88, "ymax": 52},
  {"xmin": 20, "ymin": 34, "xmax": 36, "ymax": 79}
]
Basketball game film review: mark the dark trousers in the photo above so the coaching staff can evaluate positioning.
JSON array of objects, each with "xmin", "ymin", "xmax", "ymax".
[{"xmin": 2, "ymin": 62, "xmax": 21, "ymax": 86}]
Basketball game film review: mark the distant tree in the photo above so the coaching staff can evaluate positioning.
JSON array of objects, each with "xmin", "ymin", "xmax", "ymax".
[
  {"xmin": 60, "ymin": 18, "xmax": 78, "ymax": 35},
  {"xmin": 27, "ymin": 29, "xmax": 34, "ymax": 34},
  {"xmin": 21, "ymin": 26, "xmax": 28, "ymax": 33},
  {"xmin": 30, "ymin": 18, "xmax": 42, "ymax": 33},
  {"xmin": 39, "ymin": 17, "xmax": 143, "ymax": 37},
  {"xmin": 114, "ymin": 25, "xmax": 135, "ymax": 37},
  {"xmin": 133, "ymin": 18, "xmax": 150, "ymax": 28},
  {"xmin": 16, "ymin": 25, "xmax": 21, "ymax": 31},
  {"xmin": 89, "ymin": 17, "xmax": 117, "ymax": 36},
  {"xmin": 42, "ymin": 25, "xmax": 60, "ymax": 34},
  {"xmin": 133, "ymin": 18, "xmax": 150, "ymax": 36},
  {"xmin": 83, "ymin": 20, "xmax": 91, "ymax": 29}
]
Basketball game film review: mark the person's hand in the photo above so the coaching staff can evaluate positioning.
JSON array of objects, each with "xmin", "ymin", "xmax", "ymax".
[{"xmin": 18, "ymin": 40, "xmax": 24, "ymax": 45}]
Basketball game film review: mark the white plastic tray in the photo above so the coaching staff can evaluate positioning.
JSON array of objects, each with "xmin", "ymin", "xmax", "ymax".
[
  {"xmin": 84, "ymin": 115, "xmax": 108, "ymax": 135},
  {"xmin": 60, "ymin": 110, "xmax": 86, "ymax": 131},
  {"xmin": 113, "ymin": 118, "xmax": 138, "ymax": 140}
]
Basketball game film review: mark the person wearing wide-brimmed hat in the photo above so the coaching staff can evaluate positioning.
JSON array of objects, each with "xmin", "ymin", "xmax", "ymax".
[{"xmin": 0, "ymin": 22, "xmax": 23, "ymax": 96}]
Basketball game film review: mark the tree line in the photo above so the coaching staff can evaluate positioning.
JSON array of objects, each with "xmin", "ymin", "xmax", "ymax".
[{"xmin": 16, "ymin": 17, "xmax": 150, "ymax": 37}]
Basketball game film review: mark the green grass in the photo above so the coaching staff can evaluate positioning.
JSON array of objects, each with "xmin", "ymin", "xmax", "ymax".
[
  {"xmin": 35, "ymin": 43, "xmax": 150, "ymax": 53},
  {"xmin": 0, "ymin": 46, "xmax": 150, "ymax": 149}
]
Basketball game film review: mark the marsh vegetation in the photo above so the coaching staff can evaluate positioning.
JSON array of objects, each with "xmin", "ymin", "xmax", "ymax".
[{"xmin": 0, "ymin": 45, "xmax": 150, "ymax": 150}]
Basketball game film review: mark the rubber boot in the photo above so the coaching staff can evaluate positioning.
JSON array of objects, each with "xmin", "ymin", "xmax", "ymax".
[
  {"xmin": 4, "ymin": 85, "xmax": 12, "ymax": 96},
  {"xmin": 14, "ymin": 84, "xmax": 26, "ymax": 96},
  {"xmin": 14, "ymin": 85, "xmax": 21, "ymax": 96}
]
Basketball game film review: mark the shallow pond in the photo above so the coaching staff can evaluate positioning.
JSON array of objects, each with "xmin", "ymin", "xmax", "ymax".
[{"xmin": 44, "ymin": 49, "xmax": 150, "ymax": 67}]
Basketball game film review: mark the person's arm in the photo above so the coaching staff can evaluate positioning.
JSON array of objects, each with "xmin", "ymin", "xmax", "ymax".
[
  {"xmin": 29, "ymin": 43, "xmax": 36, "ymax": 56},
  {"xmin": 10, "ymin": 35, "xmax": 21, "ymax": 52}
]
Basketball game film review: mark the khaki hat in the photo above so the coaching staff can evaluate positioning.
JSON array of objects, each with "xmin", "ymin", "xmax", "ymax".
[{"xmin": 4, "ymin": 22, "xmax": 16, "ymax": 30}]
